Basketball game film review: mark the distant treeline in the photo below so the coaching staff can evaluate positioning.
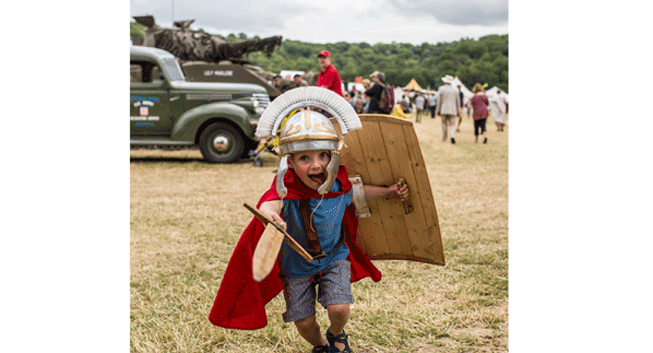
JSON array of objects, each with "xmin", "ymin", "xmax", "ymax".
[{"xmin": 130, "ymin": 22, "xmax": 508, "ymax": 92}]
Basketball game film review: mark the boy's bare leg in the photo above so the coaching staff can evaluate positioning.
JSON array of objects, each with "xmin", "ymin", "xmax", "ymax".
[
  {"xmin": 327, "ymin": 304, "xmax": 351, "ymax": 351},
  {"xmin": 295, "ymin": 316, "xmax": 327, "ymax": 347}
]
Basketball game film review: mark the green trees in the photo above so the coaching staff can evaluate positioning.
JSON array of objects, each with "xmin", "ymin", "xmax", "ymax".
[
  {"xmin": 129, "ymin": 21, "xmax": 508, "ymax": 92},
  {"xmin": 245, "ymin": 34, "xmax": 509, "ymax": 92}
]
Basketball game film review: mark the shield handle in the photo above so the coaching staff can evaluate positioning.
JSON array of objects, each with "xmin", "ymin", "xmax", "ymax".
[{"xmin": 397, "ymin": 178, "xmax": 414, "ymax": 214}]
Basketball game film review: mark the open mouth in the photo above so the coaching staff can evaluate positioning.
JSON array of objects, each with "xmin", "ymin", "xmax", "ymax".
[{"xmin": 309, "ymin": 173, "xmax": 327, "ymax": 186}]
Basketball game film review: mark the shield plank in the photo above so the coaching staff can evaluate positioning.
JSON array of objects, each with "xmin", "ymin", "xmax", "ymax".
[{"xmin": 338, "ymin": 114, "xmax": 444, "ymax": 265}]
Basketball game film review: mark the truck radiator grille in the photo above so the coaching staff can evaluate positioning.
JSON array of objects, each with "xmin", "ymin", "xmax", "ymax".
[{"xmin": 253, "ymin": 93, "xmax": 271, "ymax": 109}]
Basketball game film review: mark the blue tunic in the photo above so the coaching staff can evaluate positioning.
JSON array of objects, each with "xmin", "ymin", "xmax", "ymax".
[{"xmin": 279, "ymin": 180, "xmax": 353, "ymax": 277}]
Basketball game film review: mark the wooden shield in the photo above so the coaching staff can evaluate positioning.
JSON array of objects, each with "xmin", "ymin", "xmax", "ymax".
[{"xmin": 338, "ymin": 114, "xmax": 444, "ymax": 265}]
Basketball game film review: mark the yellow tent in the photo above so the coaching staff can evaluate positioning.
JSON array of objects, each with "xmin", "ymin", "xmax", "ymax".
[{"xmin": 403, "ymin": 78, "xmax": 422, "ymax": 91}]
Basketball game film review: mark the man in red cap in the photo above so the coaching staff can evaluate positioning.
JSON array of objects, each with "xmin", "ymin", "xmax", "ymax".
[{"xmin": 317, "ymin": 50, "xmax": 343, "ymax": 97}]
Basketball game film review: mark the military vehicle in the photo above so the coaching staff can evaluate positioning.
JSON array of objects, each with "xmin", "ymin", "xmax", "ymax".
[
  {"xmin": 181, "ymin": 61, "xmax": 281, "ymax": 99},
  {"xmin": 133, "ymin": 16, "xmax": 284, "ymax": 99},
  {"xmin": 130, "ymin": 45, "xmax": 270, "ymax": 163}
]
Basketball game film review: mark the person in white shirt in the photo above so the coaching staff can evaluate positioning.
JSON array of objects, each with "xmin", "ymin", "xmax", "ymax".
[
  {"xmin": 414, "ymin": 93, "xmax": 425, "ymax": 123},
  {"xmin": 427, "ymin": 94, "xmax": 437, "ymax": 119},
  {"xmin": 436, "ymin": 75, "xmax": 461, "ymax": 144},
  {"xmin": 489, "ymin": 89, "xmax": 509, "ymax": 132}
]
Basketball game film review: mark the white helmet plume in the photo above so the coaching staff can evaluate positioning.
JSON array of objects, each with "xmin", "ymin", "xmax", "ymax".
[{"xmin": 256, "ymin": 87, "xmax": 361, "ymax": 138}]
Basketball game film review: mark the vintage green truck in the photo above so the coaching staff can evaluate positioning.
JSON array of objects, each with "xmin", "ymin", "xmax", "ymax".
[{"xmin": 130, "ymin": 45, "xmax": 270, "ymax": 163}]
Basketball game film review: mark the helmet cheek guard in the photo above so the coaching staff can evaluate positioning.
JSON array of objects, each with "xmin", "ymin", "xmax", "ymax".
[
  {"xmin": 276, "ymin": 155, "xmax": 289, "ymax": 199},
  {"xmin": 256, "ymin": 87, "xmax": 362, "ymax": 197},
  {"xmin": 318, "ymin": 151, "xmax": 340, "ymax": 195}
]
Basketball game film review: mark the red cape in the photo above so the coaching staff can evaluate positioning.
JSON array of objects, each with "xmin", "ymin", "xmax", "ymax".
[{"xmin": 208, "ymin": 165, "xmax": 382, "ymax": 330}]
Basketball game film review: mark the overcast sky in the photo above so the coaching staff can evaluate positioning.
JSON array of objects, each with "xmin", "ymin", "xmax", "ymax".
[{"xmin": 130, "ymin": 0, "xmax": 508, "ymax": 45}]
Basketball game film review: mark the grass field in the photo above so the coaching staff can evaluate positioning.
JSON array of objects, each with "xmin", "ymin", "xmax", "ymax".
[{"xmin": 130, "ymin": 112, "xmax": 509, "ymax": 352}]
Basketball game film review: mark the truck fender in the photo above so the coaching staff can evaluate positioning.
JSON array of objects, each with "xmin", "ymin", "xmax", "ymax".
[{"xmin": 171, "ymin": 102, "xmax": 252, "ymax": 142}]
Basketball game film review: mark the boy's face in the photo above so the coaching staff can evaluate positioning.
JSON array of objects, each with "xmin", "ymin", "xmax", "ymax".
[{"xmin": 288, "ymin": 150, "xmax": 331, "ymax": 190}]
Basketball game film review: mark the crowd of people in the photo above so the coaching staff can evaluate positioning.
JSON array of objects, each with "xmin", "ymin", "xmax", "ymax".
[{"xmin": 271, "ymin": 49, "xmax": 508, "ymax": 146}]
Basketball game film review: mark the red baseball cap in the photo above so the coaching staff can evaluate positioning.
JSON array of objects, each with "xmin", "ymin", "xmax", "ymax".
[{"xmin": 317, "ymin": 50, "xmax": 331, "ymax": 58}]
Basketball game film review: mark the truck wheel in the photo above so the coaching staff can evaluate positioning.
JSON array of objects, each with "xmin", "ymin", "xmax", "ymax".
[{"xmin": 198, "ymin": 123, "xmax": 244, "ymax": 163}]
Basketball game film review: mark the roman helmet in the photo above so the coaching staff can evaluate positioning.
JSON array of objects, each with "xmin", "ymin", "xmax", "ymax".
[{"xmin": 256, "ymin": 87, "xmax": 362, "ymax": 198}]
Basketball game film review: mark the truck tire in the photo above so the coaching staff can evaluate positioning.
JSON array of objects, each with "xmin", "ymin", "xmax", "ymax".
[{"xmin": 198, "ymin": 122, "xmax": 244, "ymax": 163}]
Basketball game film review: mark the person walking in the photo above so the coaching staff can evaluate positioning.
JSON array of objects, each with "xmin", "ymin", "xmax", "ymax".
[
  {"xmin": 436, "ymin": 75, "xmax": 461, "ymax": 144},
  {"xmin": 427, "ymin": 93, "xmax": 437, "ymax": 119},
  {"xmin": 317, "ymin": 50, "xmax": 343, "ymax": 97},
  {"xmin": 469, "ymin": 83, "xmax": 490, "ymax": 144},
  {"xmin": 456, "ymin": 85, "xmax": 464, "ymax": 132},
  {"xmin": 414, "ymin": 93, "xmax": 425, "ymax": 123},
  {"xmin": 489, "ymin": 88, "xmax": 509, "ymax": 131}
]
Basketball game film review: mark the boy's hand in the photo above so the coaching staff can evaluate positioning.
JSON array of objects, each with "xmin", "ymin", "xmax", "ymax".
[
  {"xmin": 268, "ymin": 212, "xmax": 287, "ymax": 230},
  {"xmin": 363, "ymin": 182, "xmax": 409, "ymax": 202},
  {"xmin": 388, "ymin": 182, "xmax": 409, "ymax": 201},
  {"xmin": 258, "ymin": 200, "xmax": 286, "ymax": 230}
]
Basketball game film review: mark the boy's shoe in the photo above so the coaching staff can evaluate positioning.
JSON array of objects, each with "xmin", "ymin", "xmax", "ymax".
[
  {"xmin": 326, "ymin": 330, "xmax": 351, "ymax": 352},
  {"xmin": 451, "ymin": 138, "xmax": 456, "ymax": 144},
  {"xmin": 312, "ymin": 344, "xmax": 330, "ymax": 353}
]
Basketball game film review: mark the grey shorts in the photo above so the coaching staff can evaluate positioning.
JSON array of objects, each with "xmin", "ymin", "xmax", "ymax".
[{"xmin": 280, "ymin": 259, "xmax": 353, "ymax": 323}]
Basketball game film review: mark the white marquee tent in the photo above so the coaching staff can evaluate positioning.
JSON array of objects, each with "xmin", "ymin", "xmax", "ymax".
[
  {"xmin": 486, "ymin": 86, "xmax": 509, "ymax": 100},
  {"xmin": 450, "ymin": 77, "xmax": 474, "ymax": 104},
  {"xmin": 394, "ymin": 87, "xmax": 405, "ymax": 104}
]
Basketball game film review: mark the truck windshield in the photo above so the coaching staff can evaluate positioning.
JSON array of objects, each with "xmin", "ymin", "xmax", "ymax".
[{"xmin": 162, "ymin": 57, "xmax": 186, "ymax": 81}]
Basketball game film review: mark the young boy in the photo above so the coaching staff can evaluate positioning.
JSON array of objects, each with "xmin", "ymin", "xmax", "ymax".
[
  {"xmin": 259, "ymin": 148, "xmax": 407, "ymax": 352},
  {"xmin": 209, "ymin": 87, "xmax": 407, "ymax": 353}
]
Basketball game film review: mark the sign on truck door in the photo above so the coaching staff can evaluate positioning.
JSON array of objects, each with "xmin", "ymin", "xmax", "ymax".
[{"xmin": 130, "ymin": 61, "xmax": 172, "ymax": 136}]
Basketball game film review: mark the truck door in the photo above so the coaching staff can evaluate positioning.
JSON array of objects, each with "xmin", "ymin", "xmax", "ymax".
[{"xmin": 130, "ymin": 61, "xmax": 172, "ymax": 136}]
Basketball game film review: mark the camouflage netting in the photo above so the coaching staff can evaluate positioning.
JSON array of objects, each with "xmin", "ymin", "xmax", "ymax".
[{"xmin": 134, "ymin": 16, "xmax": 282, "ymax": 64}]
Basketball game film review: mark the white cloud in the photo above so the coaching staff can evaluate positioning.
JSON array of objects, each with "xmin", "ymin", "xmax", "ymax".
[
  {"xmin": 130, "ymin": 0, "xmax": 508, "ymax": 45},
  {"xmin": 388, "ymin": 0, "xmax": 508, "ymax": 25}
]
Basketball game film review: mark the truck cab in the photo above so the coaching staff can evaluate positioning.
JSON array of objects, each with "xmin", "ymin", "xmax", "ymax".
[{"xmin": 130, "ymin": 46, "xmax": 270, "ymax": 163}]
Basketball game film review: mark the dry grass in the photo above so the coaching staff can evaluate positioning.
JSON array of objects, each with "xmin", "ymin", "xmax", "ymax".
[{"xmin": 130, "ymin": 112, "xmax": 508, "ymax": 352}]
